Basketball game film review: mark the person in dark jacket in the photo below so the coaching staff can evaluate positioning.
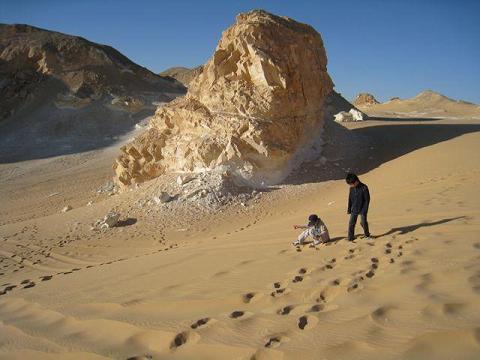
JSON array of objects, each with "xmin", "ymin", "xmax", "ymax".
[{"xmin": 346, "ymin": 173, "xmax": 371, "ymax": 241}]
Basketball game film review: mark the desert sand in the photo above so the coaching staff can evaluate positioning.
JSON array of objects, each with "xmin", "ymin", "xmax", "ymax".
[
  {"xmin": 1, "ymin": 113, "xmax": 480, "ymax": 360},
  {"xmin": 1, "ymin": 9, "xmax": 480, "ymax": 360}
]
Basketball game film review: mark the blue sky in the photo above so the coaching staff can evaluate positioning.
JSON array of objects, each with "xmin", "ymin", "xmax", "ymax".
[{"xmin": 2, "ymin": 0, "xmax": 479, "ymax": 103}]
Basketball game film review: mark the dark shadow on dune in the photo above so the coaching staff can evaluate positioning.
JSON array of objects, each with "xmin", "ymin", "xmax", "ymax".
[
  {"xmin": 378, "ymin": 217, "xmax": 465, "ymax": 237},
  {"xmin": 282, "ymin": 118, "xmax": 480, "ymax": 185},
  {"xmin": 116, "ymin": 218, "xmax": 137, "ymax": 227},
  {"xmin": 367, "ymin": 116, "xmax": 440, "ymax": 122}
]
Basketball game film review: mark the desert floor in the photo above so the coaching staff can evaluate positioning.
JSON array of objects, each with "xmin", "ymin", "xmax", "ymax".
[{"xmin": 1, "ymin": 115, "xmax": 480, "ymax": 360}]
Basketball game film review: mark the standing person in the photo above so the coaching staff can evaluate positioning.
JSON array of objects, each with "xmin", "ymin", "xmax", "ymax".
[
  {"xmin": 345, "ymin": 173, "xmax": 371, "ymax": 241},
  {"xmin": 292, "ymin": 214, "xmax": 330, "ymax": 246}
]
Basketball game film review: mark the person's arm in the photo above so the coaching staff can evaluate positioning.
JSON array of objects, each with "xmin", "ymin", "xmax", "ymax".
[
  {"xmin": 361, "ymin": 186, "xmax": 370, "ymax": 214},
  {"xmin": 347, "ymin": 188, "xmax": 352, "ymax": 214}
]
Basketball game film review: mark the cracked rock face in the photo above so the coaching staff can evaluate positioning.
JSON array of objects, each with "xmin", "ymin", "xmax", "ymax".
[{"xmin": 114, "ymin": 10, "xmax": 334, "ymax": 188}]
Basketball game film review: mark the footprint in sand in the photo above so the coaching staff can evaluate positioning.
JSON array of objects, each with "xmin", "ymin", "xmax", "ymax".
[
  {"xmin": 242, "ymin": 292, "xmax": 258, "ymax": 303},
  {"xmin": 347, "ymin": 282, "xmax": 360, "ymax": 292},
  {"xmin": 468, "ymin": 271, "xmax": 480, "ymax": 293},
  {"xmin": 40, "ymin": 275, "xmax": 52, "ymax": 281},
  {"xmin": 366, "ymin": 270, "xmax": 375, "ymax": 278},
  {"xmin": 265, "ymin": 335, "xmax": 289, "ymax": 348},
  {"xmin": 308, "ymin": 304, "xmax": 325, "ymax": 312},
  {"xmin": 292, "ymin": 275, "xmax": 303, "ymax": 283},
  {"xmin": 298, "ymin": 315, "xmax": 318, "ymax": 330},
  {"xmin": 127, "ymin": 355, "xmax": 153, "ymax": 360},
  {"xmin": 191, "ymin": 317, "xmax": 211, "ymax": 329},
  {"xmin": 230, "ymin": 311, "xmax": 245, "ymax": 319},
  {"xmin": 23, "ymin": 282, "xmax": 35, "ymax": 289},
  {"xmin": 170, "ymin": 331, "xmax": 199, "ymax": 349},
  {"xmin": 331, "ymin": 279, "xmax": 341, "ymax": 286},
  {"xmin": 270, "ymin": 288, "xmax": 290, "ymax": 297},
  {"xmin": 277, "ymin": 305, "xmax": 295, "ymax": 315}
]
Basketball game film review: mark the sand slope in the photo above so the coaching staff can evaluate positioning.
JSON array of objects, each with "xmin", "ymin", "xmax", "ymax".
[{"xmin": 1, "ymin": 117, "xmax": 480, "ymax": 359}]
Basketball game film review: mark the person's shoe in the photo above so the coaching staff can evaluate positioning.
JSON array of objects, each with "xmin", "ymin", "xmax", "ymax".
[
  {"xmin": 292, "ymin": 240, "xmax": 301, "ymax": 246},
  {"xmin": 313, "ymin": 240, "xmax": 322, "ymax": 246},
  {"xmin": 364, "ymin": 235, "xmax": 374, "ymax": 241}
]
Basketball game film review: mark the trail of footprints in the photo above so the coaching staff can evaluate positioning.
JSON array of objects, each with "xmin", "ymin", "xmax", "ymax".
[
  {"xmin": 2, "ymin": 233, "xmax": 419, "ymax": 357},
  {"xmin": 160, "ymin": 235, "xmax": 420, "ymax": 356},
  {"xmin": 0, "ymin": 244, "xmax": 180, "ymax": 297}
]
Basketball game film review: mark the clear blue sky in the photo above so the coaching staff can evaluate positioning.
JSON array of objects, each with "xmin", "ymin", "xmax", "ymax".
[{"xmin": 2, "ymin": 0, "xmax": 479, "ymax": 103}]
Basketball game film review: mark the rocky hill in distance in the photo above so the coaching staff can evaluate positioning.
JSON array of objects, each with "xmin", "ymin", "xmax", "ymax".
[
  {"xmin": 0, "ymin": 24, "xmax": 186, "ymax": 162},
  {"xmin": 353, "ymin": 92, "xmax": 379, "ymax": 107},
  {"xmin": 159, "ymin": 66, "xmax": 204, "ymax": 87},
  {"xmin": 356, "ymin": 90, "xmax": 480, "ymax": 118}
]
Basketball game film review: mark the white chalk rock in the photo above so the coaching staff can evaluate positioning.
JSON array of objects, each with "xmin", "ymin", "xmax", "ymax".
[
  {"xmin": 334, "ymin": 111, "xmax": 354, "ymax": 122},
  {"xmin": 334, "ymin": 109, "xmax": 365, "ymax": 122},
  {"xmin": 349, "ymin": 108, "xmax": 365, "ymax": 121},
  {"xmin": 61, "ymin": 205, "xmax": 72, "ymax": 213}
]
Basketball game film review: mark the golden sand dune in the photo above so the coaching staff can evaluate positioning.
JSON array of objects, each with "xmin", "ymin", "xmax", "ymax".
[{"xmin": 1, "ymin": 114, "xmax": 479, "ymax": 359}]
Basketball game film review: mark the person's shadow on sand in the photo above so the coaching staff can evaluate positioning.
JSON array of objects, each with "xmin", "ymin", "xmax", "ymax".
[{"xmin": 377, "ymin": 216, "xmax": 466, "ymax": 237}]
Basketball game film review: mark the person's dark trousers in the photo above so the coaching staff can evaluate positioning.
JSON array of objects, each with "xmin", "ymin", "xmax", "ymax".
[{"xmin": 348, "ymin": 213, "xmax": 370, "ymax": 240}]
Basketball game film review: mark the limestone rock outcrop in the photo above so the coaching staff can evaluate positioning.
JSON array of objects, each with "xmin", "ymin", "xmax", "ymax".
[
  {"xmin": 334, "ymin": 108, "xmax": 365, "ymax": 122},
  {"xmin": 353, "ymin": 93, "xmax": 379, "ymax": 107},
  {"xmin": 114, "ymin": 10, "xmax": 334, "ymax": 188}
]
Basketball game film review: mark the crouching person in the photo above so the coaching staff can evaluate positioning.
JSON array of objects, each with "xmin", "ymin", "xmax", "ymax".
[{"xmin": 292, "ymin": 214, "xmax": 330, "ymax": 246}]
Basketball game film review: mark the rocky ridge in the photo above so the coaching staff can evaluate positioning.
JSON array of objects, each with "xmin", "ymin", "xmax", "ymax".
[
  {"xmin": 0, "ymin": 24, "xmax": 186, "ymax": 161},
  {"xmin": 353, "ymin": 92, "xmax": 379, "ymax": 107}
]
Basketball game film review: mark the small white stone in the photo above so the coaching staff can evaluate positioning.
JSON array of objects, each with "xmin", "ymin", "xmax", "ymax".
[{"xmin": 61, "ymin": 205, "xmax": 72, "ymax": 213}]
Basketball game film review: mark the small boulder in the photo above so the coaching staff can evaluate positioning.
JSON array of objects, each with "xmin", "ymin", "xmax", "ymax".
[
  {"xmin": 99, "ymin": 211, "xmax": 120, "ymax": 229},
  {"xmin": 334, "ymin": 109, "xmax": 365, "ymax": 122},
  {"xmin": 61, "ymin": 205, "xmax": 72, "ymax": 213},
  {"xmin": 349, "ymin": 108, "xmax": 365, "ymax": 121},
  {"xmin": 153, "ymin": 192, "xmax": 173, "ymax": 204},
  {"xmin": 334, "ymin": 111, "xmax": 353, "ymax": 122}
]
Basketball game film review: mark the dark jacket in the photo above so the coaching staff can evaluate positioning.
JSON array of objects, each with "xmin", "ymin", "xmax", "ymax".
[{"xmin": 348, "ymin": 182, "xmax": 370, "ymax": 215}]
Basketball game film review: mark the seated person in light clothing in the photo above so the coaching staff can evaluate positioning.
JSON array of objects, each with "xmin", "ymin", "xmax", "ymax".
[{"xmin": 292, "ymin": 214, "xmax": 330, "ymax": 246}]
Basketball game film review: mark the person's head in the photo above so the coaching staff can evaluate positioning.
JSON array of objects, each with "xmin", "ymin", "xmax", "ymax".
[
  {"xmin": 345, "ymin": 173, "xmax": 359, "ymax": 187},
  {"xmin": 308, "ymin": 214, "xmax": 319, "ymax": 226}
]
